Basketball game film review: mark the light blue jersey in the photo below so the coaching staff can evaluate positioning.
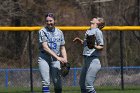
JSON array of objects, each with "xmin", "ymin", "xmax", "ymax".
[
  {"xmin": 80, "ymin": 28, "xmax": 104, "ymax": 93},
  {"xmin": 38, "ymin": 27, "xmax": 65, "ymax": 56},
  {"xmin": 83, "ymin": 28, "xmax": 104, "ymax": 57},
  {"xmin": 38, "ymin": 27, "xmax": 65, "ymax": 91}
]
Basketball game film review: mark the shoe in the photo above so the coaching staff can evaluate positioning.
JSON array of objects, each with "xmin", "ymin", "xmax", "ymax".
[
  {"xmin": 42, "ymin": 86, "xmax": 50, "ymax": 93},
  {"xmin": 88, "ymin": 90, "xmax": 96, "ymax": 93}
]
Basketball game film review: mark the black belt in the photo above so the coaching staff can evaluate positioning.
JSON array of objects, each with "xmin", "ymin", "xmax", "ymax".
[{"xmin": 41, "ymin": 51, "xmax": 46, "ymax": 53}]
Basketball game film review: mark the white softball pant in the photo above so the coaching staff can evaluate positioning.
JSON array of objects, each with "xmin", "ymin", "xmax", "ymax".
[
  {"xmin": 79, "ymin": 56, "xmax": 101, "ymax": 93},
  {"xmin": 38, "ymin": 53, "xmax": 62, "ymax": 92}
]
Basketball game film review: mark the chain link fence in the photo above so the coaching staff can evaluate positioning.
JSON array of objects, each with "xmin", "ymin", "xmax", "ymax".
[
  {"xmin": 0, "ymin": 30, "xmax": 140, "ymax": 92},
  {"xmin": 0, "ymin": 0, "xmax": 140, "ymax": 92},
  {"xmin": 0, "ymin": 67, "xmax": 140, "ymax": 90}
]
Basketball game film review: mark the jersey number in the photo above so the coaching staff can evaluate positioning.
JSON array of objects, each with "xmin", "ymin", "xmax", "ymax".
[{"xmin": 50, "ymin": 43, "xmax": 57, "ymax": 49}]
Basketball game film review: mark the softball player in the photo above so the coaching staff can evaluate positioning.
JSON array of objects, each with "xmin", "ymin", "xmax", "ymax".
[
  {"xmin": 38, "ymin": 13, "xmax": 67, "ymax": 93},
  {"xmin": 73, "ymin": 17, "xmax": 105, "ymax": 93}
]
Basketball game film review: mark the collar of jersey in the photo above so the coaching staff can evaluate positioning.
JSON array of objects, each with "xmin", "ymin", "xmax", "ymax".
[
  {"xmin": 90, "ymin": 27, "xmax": 98, "ymax": 30},
  {"xmin": 45, "ymin": 27, "xmax": 55, "ymax": 32}
]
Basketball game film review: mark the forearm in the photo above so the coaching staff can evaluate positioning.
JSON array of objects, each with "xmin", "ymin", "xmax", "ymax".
[
  {"xmin": 80, "ymin": 39, "xmax": 84, "ymax": 44},
  {"xmin": 94, "ymin": 45, "xmax": 104, "ymax": 50},
  {"xmin": 61, "ymin": 46, "xmax": 67, "ymax": 60},
  {"xmin": 73, "ymin": 37, "xmax": 84, "ymax": 44},
  {"xmin": 42, "ymin": 42, "xmax": 59, "ymax": 59}
]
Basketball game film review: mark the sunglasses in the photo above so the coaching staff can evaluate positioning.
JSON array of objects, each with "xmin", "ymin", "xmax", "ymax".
[{"xmin": 45, "ymin": 13, "xmax": 55, "ymax": 20}]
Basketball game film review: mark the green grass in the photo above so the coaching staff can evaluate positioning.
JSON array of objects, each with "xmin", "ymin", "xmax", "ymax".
[
  {"xmin": 0, "ymin": 86, "xmax": 140, "ymax": 93},
  {"xmin": 96, "ymin": 86, "xmax": 140, "ymax": 93}
]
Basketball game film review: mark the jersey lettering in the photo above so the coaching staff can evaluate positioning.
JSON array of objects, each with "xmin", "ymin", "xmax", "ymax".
[{"xmin": 49, "ymin": 42, "xmax": 57, "ymax": 49}]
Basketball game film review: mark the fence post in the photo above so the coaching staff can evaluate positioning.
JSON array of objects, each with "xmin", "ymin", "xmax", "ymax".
[
  {"xmin": 29, "ymin": 31, "xmax": 33, "ymax": 92},
  {"xmin": 120, "ymin": 31, "xmax": 124, "ymax": 90},
  {"xmin": 5, "ymin": 69, "xmax": 9, "ymax": 88},
  {"xmin": 73, "ymin": 68, "xmax": 77, "ymax": 86}
]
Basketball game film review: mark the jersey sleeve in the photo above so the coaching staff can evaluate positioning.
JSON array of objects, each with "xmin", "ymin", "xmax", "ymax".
[
  {"xmin": 60, "ymin": 31, "xmax": 65, "ymax": 45},
  {"xmin": 96, "ymin": 30, "xmax": 104, "ymax": 45},
  {"xmin": 38, "ymin": 30, "xmax": 47, "ymax": 43}
]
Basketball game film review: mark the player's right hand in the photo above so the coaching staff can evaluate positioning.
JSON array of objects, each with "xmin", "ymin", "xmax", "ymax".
[
  {"xmin": 57, "ymin": 57, "xmax": 67, "ymax": 64},
  {"xmin": 73, "ymin": 37, "xmax": 83, "ymax": 44}
]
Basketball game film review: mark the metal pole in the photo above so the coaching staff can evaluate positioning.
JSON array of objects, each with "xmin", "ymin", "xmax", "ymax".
[
  {"xmin": 5, "ymin": 69, "xmax": 9, "ymax": 88},
  {"xmin": 120, "ymin": 31, "xmax": 124, "ymax": 90},
  {"xmin": 138, "ymin": 0, "xmax": 140, "ymax": 25},
  {"xmin": 73, "ymin": 68, "xmax": 77, "ymax": 86},
  {"xmin": 29, "ymin": 31, "xmax": 33, "ymax": 92}
]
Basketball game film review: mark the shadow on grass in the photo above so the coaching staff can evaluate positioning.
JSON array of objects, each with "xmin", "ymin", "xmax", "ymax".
[{"xmin": 96, "ymin": 86, "xmax": 140, "ymax": 92}]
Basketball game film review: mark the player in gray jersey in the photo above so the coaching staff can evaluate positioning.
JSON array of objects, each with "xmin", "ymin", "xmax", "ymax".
[
  {"xmin": 38, "ymin": 13, "xmax": 67, "ymax": 93},
  {"xmin": 73, "ymin": 17, "xmax": 105, "ymax": 93}
]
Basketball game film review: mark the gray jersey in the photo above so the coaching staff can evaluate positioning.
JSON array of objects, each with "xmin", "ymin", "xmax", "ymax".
[
  {"xmin": 38, "ymin": 27, "xmax": 65, "ymax": 90},
  {"xmin": 83, "ymin": 28, "xmax": 104, "ymax": 57},
  {"xmin": 38, "ymin": 27, "xmax": 65, "ymax": 56}
]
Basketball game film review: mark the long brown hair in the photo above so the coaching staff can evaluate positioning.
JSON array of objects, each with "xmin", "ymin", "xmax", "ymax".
[{"xmin": 96, "ymin": 17, "xmax": 105, "ymax": 29}]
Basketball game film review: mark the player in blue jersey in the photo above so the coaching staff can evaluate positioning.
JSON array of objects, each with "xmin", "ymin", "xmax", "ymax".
[
  {"xmin": 73, "ymin": 17, "xmax": 105, "ymax": 93},
  {"xmin": 38, "ymin": 13, "xmax": 67, "ymax": 93}
]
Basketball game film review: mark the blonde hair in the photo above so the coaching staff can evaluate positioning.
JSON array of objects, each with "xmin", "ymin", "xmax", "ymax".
[{"xmin": 96, "ymin": 17, "xmax": 105, "ymax": 29}]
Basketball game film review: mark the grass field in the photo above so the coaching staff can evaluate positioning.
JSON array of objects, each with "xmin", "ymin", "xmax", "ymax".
[{"xmin": 0, "ymin": 86, "xmax": 140, "ymax": 93}]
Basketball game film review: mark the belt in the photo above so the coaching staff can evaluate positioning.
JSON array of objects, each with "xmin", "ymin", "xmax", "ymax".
[{"xmin": 41, "ymin": 51, "xmax": 46, "ymax": 53}]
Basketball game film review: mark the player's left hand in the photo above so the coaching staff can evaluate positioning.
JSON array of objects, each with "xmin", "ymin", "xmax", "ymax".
[
  {"xmin": 86, "ymin": 34, "xmax": 96, "ymax": 49},
  {"xmin": 57, "ymin": 57, "xmax": 67, "ymax": 64},
  {"xmin": 63, "ymin": 58, "xmax": 68, "ymax": 63}
]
